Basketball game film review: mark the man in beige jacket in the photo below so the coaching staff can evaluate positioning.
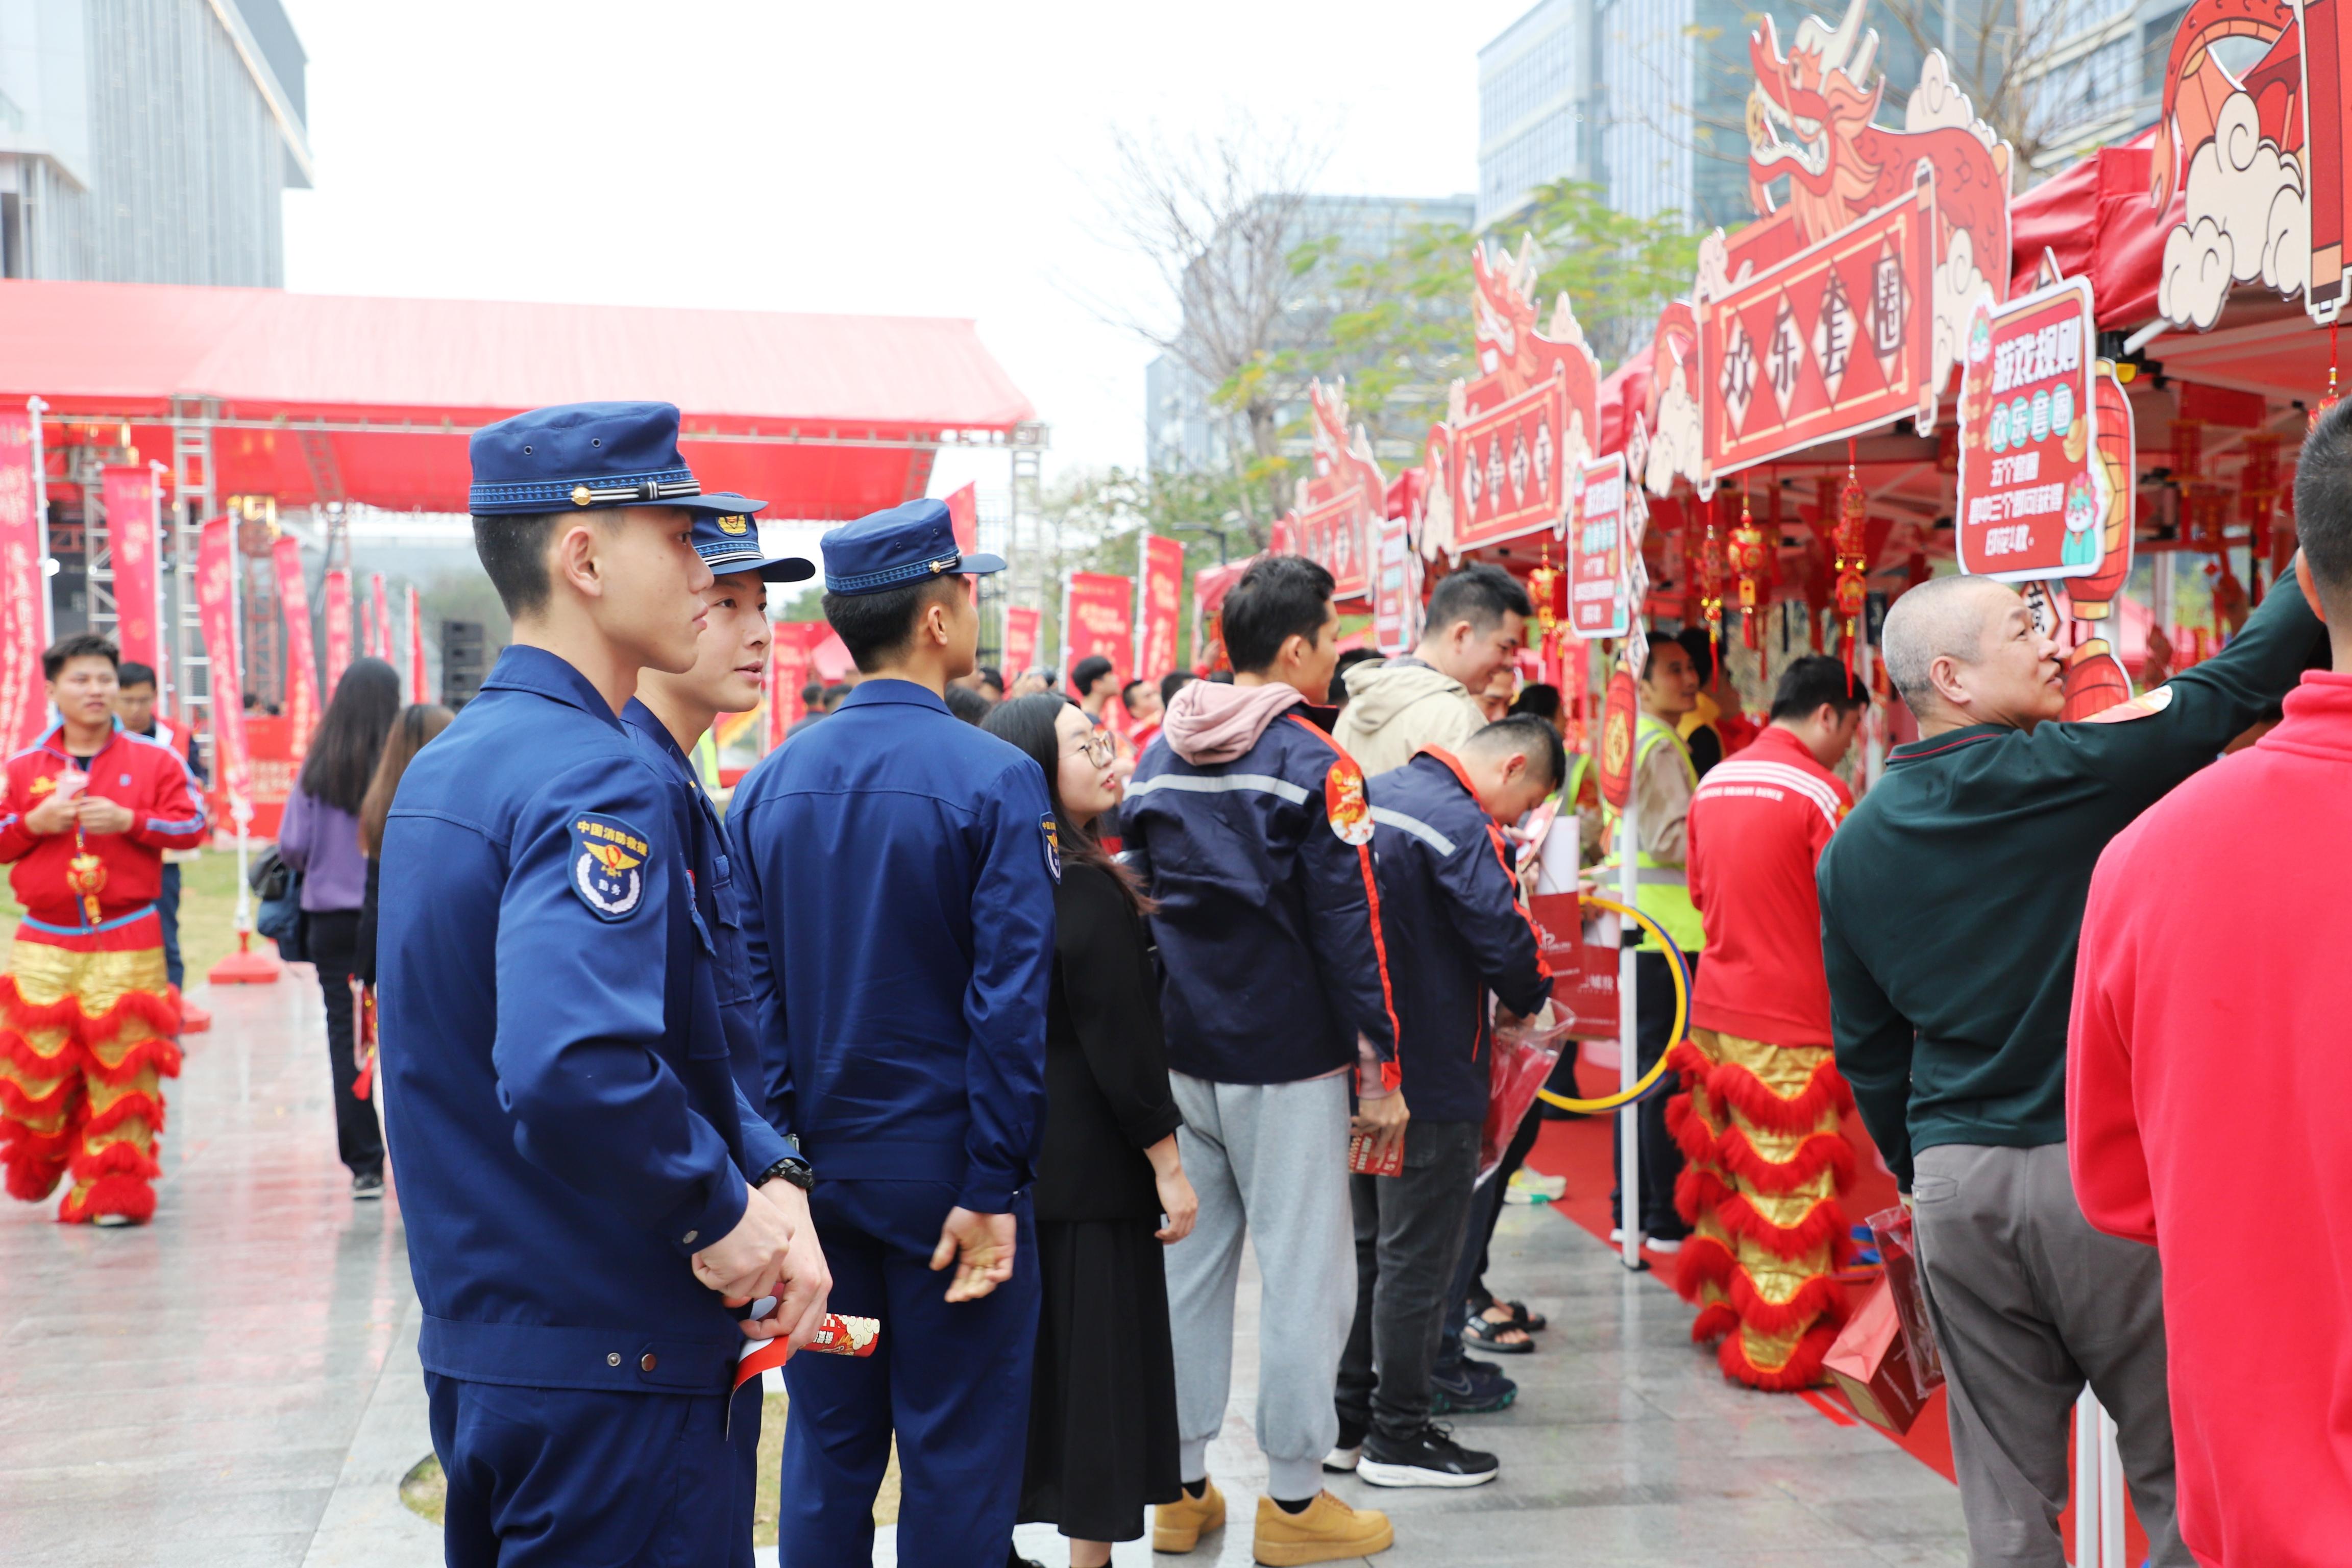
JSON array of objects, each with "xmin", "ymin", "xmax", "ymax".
[{"xmin": 1333, "ymin": 565, "xmax": 1530, "ymax": 775}]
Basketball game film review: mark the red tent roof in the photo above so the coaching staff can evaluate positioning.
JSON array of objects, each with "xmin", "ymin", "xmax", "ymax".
[
  {"xmin": 2005, "ymin": 134, "xmax": 2177, "ymax": 329},
  {"xmin": 1, "ymin": 280, "xmax": 1036, "ymax": 518}
]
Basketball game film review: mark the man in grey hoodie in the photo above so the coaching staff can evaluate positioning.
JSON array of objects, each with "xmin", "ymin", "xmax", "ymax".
[{"xmin": 1333, "ymin": 566, "xmax": 1531, "ymax": 776}]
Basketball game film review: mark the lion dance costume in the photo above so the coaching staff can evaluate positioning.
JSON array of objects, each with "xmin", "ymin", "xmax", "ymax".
[{"xmin": 0, "ymin": 723, "xmax": 207, "ymax": 1223}]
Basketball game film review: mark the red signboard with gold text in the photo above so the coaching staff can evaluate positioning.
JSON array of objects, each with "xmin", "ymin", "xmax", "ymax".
[
  {"xmin": 1955, "ymin": 280, "xmax": 2105, "ymax": 581},
  {"xmin": 1135, "ymin": 534, "xmax": 1184, "ymax": 683},
  {"xmin": 1276, "ymin": 382, "xmax": 1382, "ymax": 602},
  {"xmin": 1062, "ymin": 572, "xmax": 1134, "ymax": 685},
  {"xmin": 1003, "ymin": 606, "xmax": 1040, "ymax": 677},
  {"xmin": 0, "ymin": 411, "xmax": 43, "ymax": 752},
  {"xmin": 1701, "ymin": 185, "xmax": 1938, "ymax": 487},
  {"xmin": 1452, "ymin": 375, "xmax": 1571, "ymax": 552}
]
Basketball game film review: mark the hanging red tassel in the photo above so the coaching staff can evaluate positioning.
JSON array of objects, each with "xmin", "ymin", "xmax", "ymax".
[
  {"xmin": 2314, "ymin": 321, "xmax": 2340, "ymax": 431},
  {"xmin": 1834, "ymin": 440, "xmax": 1868, "ymax": 679}
]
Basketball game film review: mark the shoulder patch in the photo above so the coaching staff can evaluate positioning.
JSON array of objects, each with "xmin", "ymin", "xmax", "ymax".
[
  {"xmin": 2079, "ymin": 683, "xmax": 2175, "ymax": 725},
  {"xmin": 1041, "ymin": 813, "xmax": 1062, "ymax": 883},
  {"xmin": 1325, "ymin": 756, "xmax": 1373, "ymax": 846},
  {"xmin": 570, "ymin": 812, "xmax": 651, "ymax": 921}
]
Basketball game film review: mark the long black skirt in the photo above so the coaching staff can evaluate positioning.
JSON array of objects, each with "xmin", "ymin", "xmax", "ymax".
[{"xmin": 1018, "ymin": 1217, "xmax": 1182, "ymax": 1542}]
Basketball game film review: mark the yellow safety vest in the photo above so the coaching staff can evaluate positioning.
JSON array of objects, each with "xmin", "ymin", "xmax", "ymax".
[
  {"xmin": 1598, "ymin": 713, "xmax": 1705, "ymax": 955},
  {"xmin": 692, "ymin": 731, "xmax": 723, "ymax": 797}
]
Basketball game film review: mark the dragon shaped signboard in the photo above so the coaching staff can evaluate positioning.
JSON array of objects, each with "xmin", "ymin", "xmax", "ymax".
[
  {"xmin": 1273, "ymin": 380, "xmax": 1383, "ymax": 603},
  {"xmin": 1419, "ymin": 240, "xmax": 1603, "ymax": 560}
]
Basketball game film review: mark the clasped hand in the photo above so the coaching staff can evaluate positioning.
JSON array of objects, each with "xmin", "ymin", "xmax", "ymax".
[
  {"xmin": 691, "ymin": 1179, "xmax": 832, "ymax": 1352},
  {"xmin": 26, "ymin": 791, "xmax": 129, "ymax": 837}
]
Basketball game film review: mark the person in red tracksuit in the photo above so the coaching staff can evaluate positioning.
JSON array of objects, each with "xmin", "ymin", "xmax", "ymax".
[
  {"xmin": 1674, "ymin": 655, "xmax": 1866, "ymax": 1389},
  {"xmin": 0, "ymin": 634, "xmax": 208, "ymax": 1225}
]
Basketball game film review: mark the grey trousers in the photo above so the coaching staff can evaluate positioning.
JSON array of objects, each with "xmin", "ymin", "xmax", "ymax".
[
  {"xmin": 1164, "ymin": 1071, "xmax": 1356, "ymax": 1503},
  {"xmin": 1910, "ymin": 1143, "xmax": 2187, "ymax": 1568}
]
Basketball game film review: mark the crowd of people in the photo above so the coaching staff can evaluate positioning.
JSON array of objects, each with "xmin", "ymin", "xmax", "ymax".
[{"xmin": 10, "ymin": 394, "xmax": 2350, "ymax": 1568}]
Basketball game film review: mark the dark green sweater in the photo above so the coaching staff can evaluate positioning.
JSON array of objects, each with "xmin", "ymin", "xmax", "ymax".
[{"xmin": 1818, "ymin": 576, "xmax": 2324, "ymax": 1188}]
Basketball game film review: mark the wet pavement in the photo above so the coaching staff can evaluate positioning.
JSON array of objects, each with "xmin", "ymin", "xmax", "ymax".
[{"xmin": 0, "ymin": 971, "xmax": 1970, "ymax": 1567}]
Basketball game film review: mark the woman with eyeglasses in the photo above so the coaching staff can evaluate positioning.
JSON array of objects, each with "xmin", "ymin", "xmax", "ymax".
[{"xmin": 982, "ymin": 693, "xmax": 1197, "ymax": 1568}]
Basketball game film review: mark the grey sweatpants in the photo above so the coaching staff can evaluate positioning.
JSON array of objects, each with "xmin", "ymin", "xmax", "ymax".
[
  {"xmin": 1910, "ymin": 1143, "xmax": 2187, "ymax": 1568},
  {"xmin": 1164, "ymin": 1071, "xmax": 1356, "ymax": 1504}
]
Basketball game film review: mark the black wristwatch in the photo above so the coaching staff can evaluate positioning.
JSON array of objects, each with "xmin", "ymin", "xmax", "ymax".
[{"xmin": 756, "ymin": 1154, "xmax": 816, "ymax": 1192}]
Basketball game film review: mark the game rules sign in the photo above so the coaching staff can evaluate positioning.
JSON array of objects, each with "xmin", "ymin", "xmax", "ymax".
[{"xmin": 1956, "ymin": 279, "xmax": 2108, "ymax": 581}]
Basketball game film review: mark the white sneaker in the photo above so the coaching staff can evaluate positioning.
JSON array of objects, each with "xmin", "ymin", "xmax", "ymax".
[
  {"xmin": 1647, "ymin": 1237, "xmax": 1683, "ymax": 1254},
  {"xmin": 1322, "ymin": 1442, "xmax": 1361, "ymax": 1473}
]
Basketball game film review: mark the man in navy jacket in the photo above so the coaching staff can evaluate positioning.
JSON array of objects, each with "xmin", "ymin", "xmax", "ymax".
[
  {"xmin": 1329, "ymin": 718, "xmax": 1557, "ymax": 1491},
  {"xmin": 1124, "ymin": 555, "xmax": 1403, "ymax": 1563}
]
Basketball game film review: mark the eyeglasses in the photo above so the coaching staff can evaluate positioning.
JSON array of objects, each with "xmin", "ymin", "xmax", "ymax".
[{"xmin": 1070, "ymin": 730, "xmax": 1117, "ymax": 766}]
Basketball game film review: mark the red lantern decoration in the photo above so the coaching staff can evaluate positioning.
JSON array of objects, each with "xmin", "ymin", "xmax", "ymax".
[
  {"xmin": 1728, "ymin": 488, "xmax": 1771, "ymax": 645},
  {"xmin": 1697, "ymin": 510, "xmax": 1726, "ymax": 662},
  {"xmin": 2171, "ymin": 416, "xmax": 2204, "ymax": 483},
  {"xmin": 1834, "ymin": 446, "xmax": 1869, "ymax": 677},
  {"xmin": 2314, "ymin": 321, "xmax": 2340, "ymax": 432}
]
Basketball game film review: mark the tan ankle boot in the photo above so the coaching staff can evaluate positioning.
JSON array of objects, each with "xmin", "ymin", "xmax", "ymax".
[
  {"xmin": 1153, "ymin": 1480, "xmax": 1225, "ymax": 1553},
  {"xmin": 1251, "ymin": 1490, "xmax": 1394, "ymax": 1565}
]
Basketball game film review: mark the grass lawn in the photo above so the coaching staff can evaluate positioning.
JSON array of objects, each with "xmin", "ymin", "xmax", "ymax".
[
  {"xmin": 399, "ymin": 1392, "xmax": 903, "ymax": 1545},
  {"xmin": 0, "ymin": 846, "xmax": 253, "ymax": 982}
]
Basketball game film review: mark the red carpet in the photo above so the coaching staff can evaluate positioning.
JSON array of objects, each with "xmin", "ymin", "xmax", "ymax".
[{"xmin": 1526, "ymin": 1049, "xmax": 2146, "ymax": 1561}]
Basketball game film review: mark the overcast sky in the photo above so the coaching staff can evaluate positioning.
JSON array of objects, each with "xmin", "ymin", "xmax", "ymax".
[{"xmin": 277, "ymin": 0, "xmax": 1532, "ymax": 501}]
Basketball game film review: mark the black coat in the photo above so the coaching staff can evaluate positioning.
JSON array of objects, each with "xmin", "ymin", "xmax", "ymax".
[{"xmin": 1034, "ymin": 860, "xmax": 1183, "ymax": 1223}]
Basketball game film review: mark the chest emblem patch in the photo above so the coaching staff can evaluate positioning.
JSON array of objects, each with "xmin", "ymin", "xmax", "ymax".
[
  {"xmin": 571, "ymin": 813, "xmax": 650, "ymax": 920},
  {"xmin": 1326, "ymin": 757, "xmax": 1374, "ymax": 846},
  {"xmin": 1041, "ymin": 814, "xmax": 1062, "ymax": 882}
]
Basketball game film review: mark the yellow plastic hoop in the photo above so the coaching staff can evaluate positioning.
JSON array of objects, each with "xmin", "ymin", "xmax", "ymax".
[{"xmin": 1532, "ymin": 894, "xmax": 1691, "ymax": 1114}]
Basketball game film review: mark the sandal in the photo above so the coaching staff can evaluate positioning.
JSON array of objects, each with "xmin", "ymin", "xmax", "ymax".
[
  {"xmin": 1463, "ymin": 1314, "xmax": 1535, "ymax": 1354},
  {"xmin": 1486, "ymin": 1299, "xmax": 1547, "ymax": 1332}
]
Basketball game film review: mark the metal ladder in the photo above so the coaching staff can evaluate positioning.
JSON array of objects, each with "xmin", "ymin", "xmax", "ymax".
[{"xmin": 169, "ymin": 397, "xmax": 216, "ymax": 782}]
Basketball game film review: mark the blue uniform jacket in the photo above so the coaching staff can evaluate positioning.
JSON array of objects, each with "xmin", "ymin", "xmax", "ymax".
[
  {"xmin": 621, "ymin": 697, "xmax": 799, "ymax": 1143},
  {"xmin": 1366, "ymin": 749, "xmax": 1553, "ymax": 1122},
  {"xmin": 726, "ymin": 678, "xmax": 1053, "ymax": 1213},
  {"xmin": 379, "ymin": 647, "xmax": 774, "ymax": 1397},
  {"xmin": 1122, "ymin": 709, "xmax": 1400, "ymax": 1086}
]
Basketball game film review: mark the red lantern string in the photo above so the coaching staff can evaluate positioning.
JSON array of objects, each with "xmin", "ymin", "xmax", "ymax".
[
  {"xmin": 1834, "ymin": 439, "xmax": 1868, "ymax": 679},
  {"xmin": 2315, "ymin": 322, "xmax": 2340, "ymax": 432}
]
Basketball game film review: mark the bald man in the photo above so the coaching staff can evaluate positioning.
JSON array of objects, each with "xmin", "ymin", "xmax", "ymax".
[{"xmin": 1817, "ymin": 569, "xmax": 2324, "ymax": 1567}]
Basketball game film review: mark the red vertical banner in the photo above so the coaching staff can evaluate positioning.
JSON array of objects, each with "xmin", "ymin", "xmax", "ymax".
[
  {"xmin": 406, "ymin": 585, "xmax": 427, "ymax": 705},
  {"xmin": 1003, "ymin": 606, "xmax": 1040, "ymax": 677},
  {"xmin": 0, "ymin": 411, "xmax": 43, "ymax": 751},
  {"xmin": 1373, "ymin": 517, "xmax": 1412, "ymax": 654},
  {"xmin": 102, "ymin": 465, "xmax": 161, "ymax": 670},
  {"xmin": 767, "ymin": 622, "xmax": 816, "ymax": 750},
  {"xmin": 322, "ymin": 568, "xmax": 353, "ymax": 698},
  {"xmin": 273, "ymin": 535, "xmax": 321, "ymax": 756},
  {"xmin": 369, "ymin": 573, "xmax": 391, "ymax": 659},
  {"xmin": 197, "ymin": 517, "xmax": 253, "ymax": 823},
  {"xmin": 1062, "ymin": 572, "xmax": 1135, "ymax": 684},
  {"xmin": 945, "ymin": 483, "xmax": 978, "ymax": 553},
  {"xmin": 1135, "ymin": 534, "xmax": 1185, "ymax": 683}
]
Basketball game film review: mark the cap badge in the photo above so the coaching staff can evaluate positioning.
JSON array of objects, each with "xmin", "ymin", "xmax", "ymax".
[
  {"xmin": 719, "ymin": 516, "xmax": 750, "ymax": 535},
  {"xmin": 927, "ymin": 556, "xmax": 958, "ymax": 574},
  {"xmin": 571, "ymin": 485, "xmax": 594, "ymax": 507}
]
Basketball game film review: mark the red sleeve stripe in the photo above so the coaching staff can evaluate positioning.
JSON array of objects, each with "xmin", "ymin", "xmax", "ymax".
[{"xmin": 1485, "ymin": 822, "xmax": 1553, "ymax": 983}]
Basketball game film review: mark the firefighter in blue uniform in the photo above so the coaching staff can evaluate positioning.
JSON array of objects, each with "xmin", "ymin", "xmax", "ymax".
[
  {"xmin": 727, "ymin": 498, "xmax": 1056, "ymax": 1568},
  {"xmin": 378, "ymin": 402, "xmax": 828, "ymax": 1568}
]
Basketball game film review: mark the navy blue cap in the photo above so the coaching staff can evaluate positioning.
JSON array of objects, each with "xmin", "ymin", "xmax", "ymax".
[
  {"xmin": 469, "ymin": 401, "xmax": 767, "ymax": 518},
  {"xmin": 820, "ymin": 499, "xmax": 1006, "ymax": 596},
  {"xmin": 693, "ymin": 502, "xmax": 815, "ymax": 583}
]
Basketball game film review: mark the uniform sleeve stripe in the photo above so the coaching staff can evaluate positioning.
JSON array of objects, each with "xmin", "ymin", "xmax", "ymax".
[
  {"xmin": 145, "ymin": 815, "xmax": 205, "ymax": 835},
  {"xmin": 1123, "ymin": 772, "xmax": 1311, "ymax": 805},
  {"xmin": 1369, "ymin": 806, "xmax": 1456, "ymax": 856}
]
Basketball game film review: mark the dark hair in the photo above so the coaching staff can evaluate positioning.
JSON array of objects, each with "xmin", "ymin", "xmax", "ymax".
[
  {"xmin": 1464, "ymin": 713, "xmax": 1567, "ymax": 792},
  {"xmin": 300, "ymin": 658, "xmax": 402, "ymax": 813},
  {"xmin": 977, "ymin": 665, "xmax": 1004, "ymax": 694},
  {"xmin": 2297, "ymin": 398, "xmax": 2352, "ymax": 595},
  {"xmin": 1768, "ymin": 654, "xmax": 1868, "ymax": 722},
  {"xmin": 1509, "ymin": 681, "xmax": 1562, "ymax": 724},
  {"xmin": 359, "ymin": 702, "xmax": 454, "ymax": 856},
  {"xmin": 1072, "ymin": 655, "xmax": 1115, "ymax": 695},
  {"xmin": 820, "ymin": 683, "xmax": 851, "ymax": 707},
  {"xmin": 1119, "ymin": 677, "xmax": 1149, "ymax": 707},
  {"xmin": 1426, "ymin": 562, "xmax": 1533, "ymax": 636},
  {"xmin": 116, "ymin": 660, "xmax": 157, "ymax": 691},
  {"xmin": 1222, "ymin": 555, "xmax": 1335, "ymax": 674},
  {"xmin": 823, "ymin": 575, "xmax": 964, "ymax": 674},
  {"xmin": 1334, "ymin": 648, "xmax": 1382, "ymax": 678},
  {"xmin": 1160, "ymin": 669, "xmax": 1196, "ymax": 706},
  {"xmin": 799, "ymin": 680, "xmax": 824, "ymax": 704},
  {"xmin": 1675, "ymin": 625, "xmax": 1718, "ymax": 686},
  {"xmin": 472, "ymin": 513, "xmax": 565, "ymax": 619},
  {"xmin": 943, "ymin": 683, "xmax": 992, "ymax": 725},
  {"xmin": 43, "ymin": 632, "xmax": 118, "ymax": 680},
  {"xmin": 982, "ymin": 693, "xmax": 1151, "ymax": 915},
  {"xmin": 1640, "ymin": 635, "xmax": 1691, "ymax": 681}
]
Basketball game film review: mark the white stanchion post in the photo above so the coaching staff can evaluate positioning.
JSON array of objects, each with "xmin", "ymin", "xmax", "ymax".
[
  {"xmin": 1617, "ymin": 762, "xmax": 1643, "ymax": 1269},
  {"xmin": 2098, "ymin": 1401, "xmax": 2125, "ymax": 1568},
  {"xmin": 2073, "ymin": 1388, "xmax": 2102, "ymax": 1567}
]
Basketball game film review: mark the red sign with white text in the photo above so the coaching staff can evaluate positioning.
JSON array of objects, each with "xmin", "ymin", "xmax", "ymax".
[
  {"xmin": 1701, "ymin": 185, "xmax": 1938, "ymax": 485},
  {"xmin": 1136, "ymin": 534, "xmax": 1184, "ymax": 683},
  {"xmin": 1452, "ymin": 376, "xmax": 1571, "ymax": 551},
  {"xmin": 1063, "ymin": 573, "xmax": 1134, "ymax": 684},
  {"xmin": 0, "ymin": 412, "xmax": 43, "ymax": 751},
  {"xmin": 406, "ymin": 585, "xmax": 427, "ymax": 704},
  {"xmin": 273, "ymin": 536, "xmax": 320, "ymax": 756},
  {"xmin": 768, "ymin": 622, "xmax": 818, "ymax": 749},
  {"xmin": 322, "ymin": 569, "xmax": 353, "ymax": 698},
  {"xmin": 1003, "ymin": 606, "xmax": 1040, "ymax": 678},
  {"xmin": 369, "ymin": 573, "xmax": 391, "ymax": 660},
  {"xmin": 196, "ymin": 517, "xmax": 253, "ymax": 823},
  {"xmin": 1567, "ymin": 454, "xmax": 1631, "ymax": 639},
  {"xmin": 102, "ymin": 466, "xmax": 161, "ymax": 671},
  {"xmin": 1373, "ymin": 516, "xmax": 1413, "ymax": 654},
  {"xmin": 1954, "ymin": 279, "xmax": 2104, "ymax": 582}
]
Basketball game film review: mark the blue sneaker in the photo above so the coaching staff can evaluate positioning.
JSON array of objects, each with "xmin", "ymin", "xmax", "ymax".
[{"xmin": 1429, "ymin": 1358, "xmax": 1517, "ymax": 1414}]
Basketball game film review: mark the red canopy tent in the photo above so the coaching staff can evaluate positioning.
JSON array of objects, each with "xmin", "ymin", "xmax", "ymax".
[{"xmin": 0, "ymin": 280, "xmax": 1040, "ymax": 517}]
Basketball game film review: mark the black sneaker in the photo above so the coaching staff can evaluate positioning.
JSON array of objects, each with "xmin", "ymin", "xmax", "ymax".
[
  {"xmin": 1428, "ymin": 1359, "xmax": 1517, "ymax": 1414},
  {"xmin": 1358, "ymin": 1423, "xmax": 1500, "ymax": 1489},
  {"xmin": 352, "ymin": 1171, "xmax": 385, "ymax": 1200},
  {"xmin": 1324, "ymin": 1416, "xmax": 1368, "ymax": 1472}
]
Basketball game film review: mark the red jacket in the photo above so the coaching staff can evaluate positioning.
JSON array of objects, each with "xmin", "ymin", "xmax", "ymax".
[
  {"xmin": 2070, "ymin": 671, "xmax": 2352, "ymax": 1568},
  {"xmin": 1684, "ymin": 724, "xmax": 1851, "ymax": 1045},
  {"xmin": 0, "ymin": 722, "xmax": 209, "ymax": 933}
]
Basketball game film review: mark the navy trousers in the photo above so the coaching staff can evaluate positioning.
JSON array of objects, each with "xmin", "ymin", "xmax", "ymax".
[
  {"xmin": 777, "ymin": 1179, "xmax": 1038, "ymax": 1568},
  {"xmin": 158, "ymin": 863, "xmax": 183, "ymax": 991},
  {"xmin": 426, "ymin": 1372, "xmax": 759, "ymax": 1568}
]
